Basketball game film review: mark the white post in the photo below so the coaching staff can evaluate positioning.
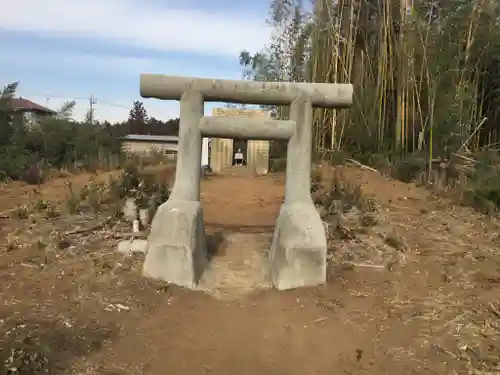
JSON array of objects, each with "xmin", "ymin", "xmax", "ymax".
[{"xmin": 201, "ymin": 137, "xmax": 209, "ymax": 167}]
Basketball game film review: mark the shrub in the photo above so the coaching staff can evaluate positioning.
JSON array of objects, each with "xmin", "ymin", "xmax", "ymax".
[
  {"xmin": 462, "ymin": 159, "xmax": 500, "ymax": 214},
  {"xmin": 391, "ymin": 155, "xmax": 426, "ymax": 183},
  {"xmin": 270, "ymin": 158, "xmax": 287, "ymax": 172}
]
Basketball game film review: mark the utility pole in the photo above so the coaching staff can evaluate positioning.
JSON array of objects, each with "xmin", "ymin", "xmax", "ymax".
[
  {"xmin": 87, "ymin": 95, "xmax": 97, "ymax": 124},
  {"xmin": 89, "ymin": 95, "xmax": 96, "ymax": 113}
]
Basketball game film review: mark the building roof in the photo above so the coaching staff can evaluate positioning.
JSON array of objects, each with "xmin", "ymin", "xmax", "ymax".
[
  {"xmin": 123, "ymin": 134, "xmax": 179, "ymax": 143},
  {"xmin": 10, "ymin": 97, "xmax": 56, "ymax": 114}
]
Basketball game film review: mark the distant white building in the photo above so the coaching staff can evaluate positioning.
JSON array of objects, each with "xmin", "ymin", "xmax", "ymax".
[
  {"xmin": 122, "ymin": 134, "xmax": 178, "ymax": 157},
  {"xmin": 123, "ymin": 134, "xmax": 210, "ymax": 166}
]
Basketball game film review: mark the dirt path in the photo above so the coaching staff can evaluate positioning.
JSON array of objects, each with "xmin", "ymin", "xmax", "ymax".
[
  {"xmin": 198, "ymin": 169, "xmax": 283, "ymax": 299},
  {"xmin": 1, "ymin": 166, "xmax": 500, "ymax": 375}
]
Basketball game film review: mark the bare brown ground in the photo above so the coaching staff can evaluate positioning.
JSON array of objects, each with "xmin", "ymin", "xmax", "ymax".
[
  {"xmin": 1, "ymin": 165, "xmax": 500, "ymax": 375},
  {"xmin": 0, "ymin": 171, "xmax": 118, "ymax": 215}
]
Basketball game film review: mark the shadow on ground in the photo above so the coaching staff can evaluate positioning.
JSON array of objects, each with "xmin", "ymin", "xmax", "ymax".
[
  {"xmin": 206, "ymin": 231, "xmax": 227, "ymax": 258},
  {"xmin": 0, "ymin": 318, "xmax": 116, "ymax": 375},
  {"xmin": 205, "ymin": 223, "xmax": 275, "ymax": 233}
]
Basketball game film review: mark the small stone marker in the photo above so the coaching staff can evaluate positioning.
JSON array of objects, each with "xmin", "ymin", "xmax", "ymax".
[
  {"xmin": 117, "ymin": 239, "xmax": 148, "ymax": 255},
  {"xmin": 123, "ymin": 198, "xmax": 138, "ymax": 222}
]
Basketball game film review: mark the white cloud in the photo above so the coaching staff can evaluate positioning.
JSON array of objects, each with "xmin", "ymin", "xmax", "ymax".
[
  {"xmin": 0, "ymin": 0, "xmax": 266, "ymax": 122},
  {"xmin": 0, "ymin": 0, "xmax": 271, "ymax": 57},
  {"xmin": 6, "ymin": 50, "xmax": 244, "ymax": 122},
  {"xmin": 0, "ymin": 50, "xmax": 243, "ymax": 79}
]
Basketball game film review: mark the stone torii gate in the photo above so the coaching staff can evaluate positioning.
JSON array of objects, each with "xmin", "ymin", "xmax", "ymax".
[{"xmin": 140, "ymin": 74, "xmax": 353, "ymax": 290}]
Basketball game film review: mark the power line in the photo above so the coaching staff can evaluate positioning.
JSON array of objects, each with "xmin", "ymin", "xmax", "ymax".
[
  {"xmin": 95, "ymin": 99, "xmax": 130, "ymax": 109},
  {"xmin": 15, "ymin": 88, "xmax": 182, "ymax": 121},
  {"xmin": 18, "ymin": 90, "xmax": 133, "ymax": 110},
  {"xmin": 21, "ymin": 90, "xmax": 89, "ymax": 101},
  {"xmin": 16, "ymin": 88, "xmax": 181, "ymax": 113}
]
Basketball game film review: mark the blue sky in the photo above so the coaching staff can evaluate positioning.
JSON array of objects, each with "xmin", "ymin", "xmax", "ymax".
[{"xmin": 0, "ymin": 0, "xmax": 271, "ymax": 122}]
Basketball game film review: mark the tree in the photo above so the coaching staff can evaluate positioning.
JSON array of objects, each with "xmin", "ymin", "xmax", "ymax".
[
  {"xmin": 0, "ymin": 82, "xmax": 19, "ymax": 146},
  {"xmin": 242, "ymin": 0, "xmax": 500, "ymax": 158},
  {"xmin": 56, "ymin": 101, "xmax": 76, "ymax": 121},
  {"xmin": 0, "ymin": 82, "xmax": 17, "ymax": 111},
  {"xmin": 128, "ymin": 101, "xmax": 148, "ymax": 123},
  {"xmin": 84, "ymin": 107, "xmax": 95, "ymax": 124},
  {"xmin": 239, "ymin": 50, "xmax": 280, "ymax": 82},
  {"xmin": 0, "ymin": 81, "xmax": 128, "ymax": 182},
  {"xmin": 128, "ymin": 101, "xmax": 148, "ymax": 134}
]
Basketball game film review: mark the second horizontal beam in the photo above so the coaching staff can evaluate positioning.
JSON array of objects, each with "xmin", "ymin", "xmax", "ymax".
[{"xmin": 199, "ymin": 117, "xmax": 295, "ymax": 140}]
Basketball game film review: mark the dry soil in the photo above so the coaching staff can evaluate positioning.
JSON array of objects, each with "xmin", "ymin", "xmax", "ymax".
[{"xmin": 1, "ymin": 165, "xmax": 500, "ymax": 375}]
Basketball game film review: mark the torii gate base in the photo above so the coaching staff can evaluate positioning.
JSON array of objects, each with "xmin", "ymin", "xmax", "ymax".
[{"xmin": 140, "ymin": 74, "xmax": 353, "ymax": 290}]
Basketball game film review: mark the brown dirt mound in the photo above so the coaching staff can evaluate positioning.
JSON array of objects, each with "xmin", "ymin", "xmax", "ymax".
[{"xmin": 0, "ymin": 164, "xmax": 499, "ymax": 375}]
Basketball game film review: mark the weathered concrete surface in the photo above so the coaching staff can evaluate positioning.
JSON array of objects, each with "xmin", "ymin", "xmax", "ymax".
[
  {"xmin": 140, "ymin": 74, "xmax": 353, "ymax": 291},
  {"xmin": 140, "ymin": 74, "xmax": 353, "ymax": 108},
  {"xmin": 269, "ymin": 94, "xmax": 327, "ymax": 289},
  {"xmin": 167, "ymin": 90, "xmax": 204, "ymax": 201},
  {"xmin": 117, "ymin": 239, "xmax": 148, "ymax": 255},
  {"xmin": 283, "ymin": 94, "xmax": 313, "ymax": 202},
  {"xmin": 200, "ymin": 117, "xmax": 294, "ymax": 140},
  {"xmin": 210, "ymin": 108, "xmax": 270, "ymax": 174},
  {"xmin": 142, "ymin": 200, "xmax": 207, "ymax": 288},
  {"xmin": 269, "ymin": 202, "xmax": 327, "ymax": 289},
  {"xmin": 142, "ymin": 90, "xmax": 207, "ymax": 287}
]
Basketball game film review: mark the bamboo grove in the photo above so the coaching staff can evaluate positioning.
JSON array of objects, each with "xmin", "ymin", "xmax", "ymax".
[{"xmin": 239, "ymin": 0, "xmax": 500, "ymax": 162}]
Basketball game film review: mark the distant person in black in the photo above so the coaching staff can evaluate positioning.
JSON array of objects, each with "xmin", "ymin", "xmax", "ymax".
[{"xmin": 234, "ymin": 148, "xmax": 244, "ymax": 167}]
